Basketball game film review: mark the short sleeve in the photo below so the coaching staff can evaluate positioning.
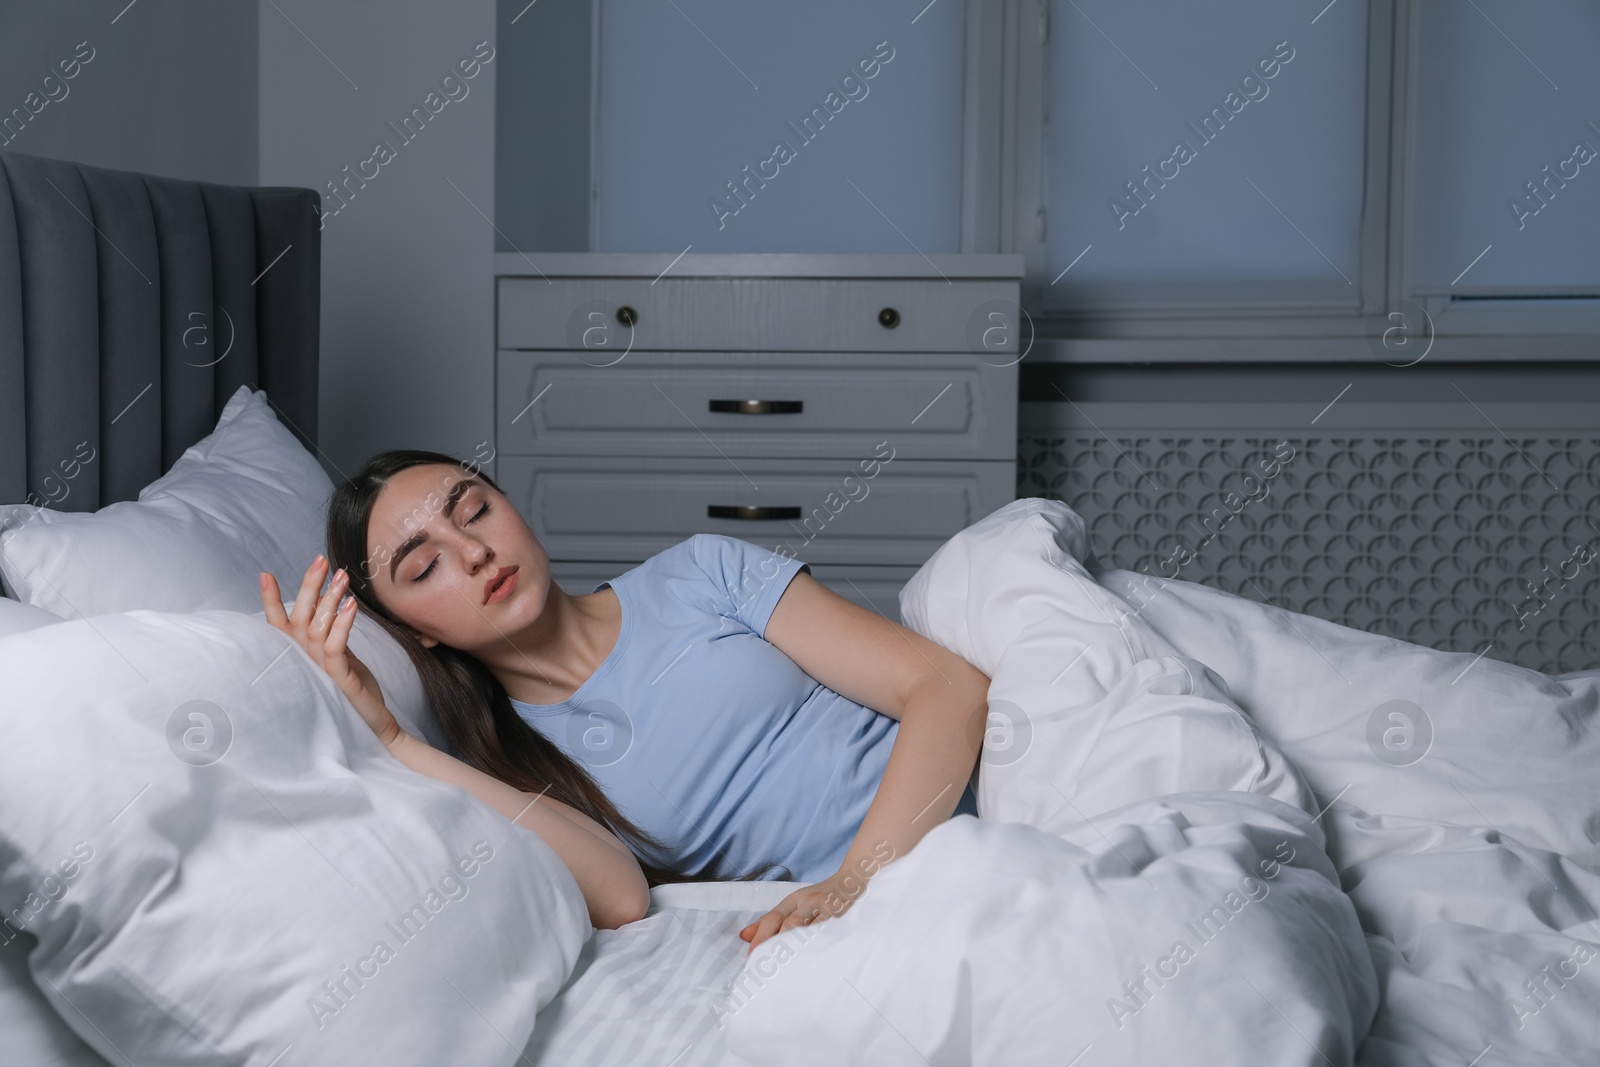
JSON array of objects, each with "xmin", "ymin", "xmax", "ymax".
[{"xmin": 690, "ymin": 534, "xmax": 809, "ymax": 639}]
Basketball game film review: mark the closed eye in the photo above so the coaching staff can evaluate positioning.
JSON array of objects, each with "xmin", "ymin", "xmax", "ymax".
[{"xmin": 413, "ymin": 503, "xmax": 490, "ymax": 582}]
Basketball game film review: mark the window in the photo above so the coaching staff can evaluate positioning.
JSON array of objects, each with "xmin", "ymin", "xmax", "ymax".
[
  {"xmin": 1043, "ymin": 0, "xmax": 1368, "ymax": 308},
  {"xmin": 496, "ymin": 0, "xmax": 1600, "ymax": 355},
  {"xmin": 972, "ymin": 0, "xmax": 1600, "ymax": 359},
  {"xmin": 1405, "ymin": 0, "xmax": 1600, "ymax": 345},
  {"xmin": 592, "ymin": 0, "xmax": 965, "ymax": 254}
]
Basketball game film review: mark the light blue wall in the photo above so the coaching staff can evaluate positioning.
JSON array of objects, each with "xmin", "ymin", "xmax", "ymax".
[
  {"xmin": 591, "ymin": 0, "xmax": 965, "ymax": 254},
  {"xmin": 0, "ymin": 1, "xmax": 258, "ymax": 185},
  {"xmin": 495, "ymin": 0, "xmax": 592, "ymax": 252},
  {"xmin": 259, "ymin": 0, "xmax": 499, "ymax": 478}
]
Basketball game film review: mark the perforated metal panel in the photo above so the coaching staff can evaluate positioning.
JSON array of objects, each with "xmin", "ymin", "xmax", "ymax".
[{"xmin": 1018, "ymin": 430, "xmax": 1600, "ymax": 674}]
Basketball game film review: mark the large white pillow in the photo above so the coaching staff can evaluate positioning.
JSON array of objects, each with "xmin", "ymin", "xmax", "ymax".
[
  {"xmin": 0, "ymin": 382, "xmax": 447, "ymax": 752},
  {"xmin": 0, "ymin": 596, "xmax": 112, "ymax": 1067},
  {"xmin": 0, "ymin": 608, "xmax": 591, "ymax": 1066},
  {"xmin": 0, "ymin": 594, "xmax": 443, "ymax": 1064},
  {"xmin": 0, "ymin": 596, "xmax": 63, "ymax": 640},
  {"xmin": 0, "ymin": 930, "xmax": 115, "ymax": 1067},
  {"xmin": 0, "ymin": 385, "xmax": 332, "ymax": 618}
]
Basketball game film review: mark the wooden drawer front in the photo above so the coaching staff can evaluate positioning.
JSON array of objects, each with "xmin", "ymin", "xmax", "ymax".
[
  {"xmin": 500, "ymin": 456, "xmax": 1014, "ymax": 566},
  {"xmin": 547, "ymin": 560, "xmax": 919, "ymax": 623},
  {"xmin": 498, "ymin": 277, "xmax": 1021, "ymax": 353},
  {"xmin": 496, "ymin": 351, "xmax": 1016, "ymax": 460}
]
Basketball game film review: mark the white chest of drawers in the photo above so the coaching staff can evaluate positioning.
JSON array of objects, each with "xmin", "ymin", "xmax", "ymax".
[{"xmin": 493, "ymin": 253, "xmax": 1023, "ymax": 621}]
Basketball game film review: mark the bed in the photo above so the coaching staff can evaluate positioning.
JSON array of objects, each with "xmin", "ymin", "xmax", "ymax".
[{"xmin": 2, "ymin": 150, "xmax": 1596, "ymax": 1067}]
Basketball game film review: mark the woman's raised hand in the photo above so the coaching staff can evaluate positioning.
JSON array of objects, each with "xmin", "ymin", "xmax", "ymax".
[{"xmin": 259, "ymin": 555, "xmax": 402, "ymax": 747}]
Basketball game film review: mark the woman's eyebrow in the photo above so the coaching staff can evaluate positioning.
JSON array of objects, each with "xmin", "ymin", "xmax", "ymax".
[{"xmin": 387, "ymin": 477, "xmax": 484, "ymax": 581}]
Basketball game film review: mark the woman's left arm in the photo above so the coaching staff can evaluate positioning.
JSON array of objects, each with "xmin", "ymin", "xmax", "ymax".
[{"xmin": 740, "ymin": 571, "xmax": 990, "ymax": 953}]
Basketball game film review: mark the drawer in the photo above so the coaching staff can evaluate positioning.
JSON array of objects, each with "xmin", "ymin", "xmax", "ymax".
[
  {"xmin": 547, "ymin": 560, "xmax": 920, "ymax": 623},
  {"xmin": 497, "ymin": 277, "xmax": 1022, "ymax": 353},
  {"xmin": 500, "ymin": 456, "xmax": 1015, "ymax": 566},
  {"xmin": 496, "ymin": 350, "xmax": 1017, "ymax": 460}
]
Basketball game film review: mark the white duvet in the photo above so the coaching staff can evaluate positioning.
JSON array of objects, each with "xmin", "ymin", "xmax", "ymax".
[
  {"xmin": 1102, "ymin": 553, "xmax": 1600, "ymax": 1066},
  {"xmin": 718, "ymin": 499, "xmax": 1600, "ymax": 1067}
]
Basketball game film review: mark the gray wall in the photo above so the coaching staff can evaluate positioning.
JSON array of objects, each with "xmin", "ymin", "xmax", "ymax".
[
  {"xmin": 259, "ymin": 0, "xmax": 499, "ymax": 479},
  {"xmin": 0, "ymin": 0, "xmax": 258, "ymax": 185}
]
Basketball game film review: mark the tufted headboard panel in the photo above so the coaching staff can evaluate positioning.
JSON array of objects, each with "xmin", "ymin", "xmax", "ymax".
[{"xmin": 0, "ymin": 150, "xmax": 320, "ymax": 513}]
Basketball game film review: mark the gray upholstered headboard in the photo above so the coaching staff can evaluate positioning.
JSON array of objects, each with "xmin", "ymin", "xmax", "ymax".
[{"xmin": 0, "ymin": 150, "xmax": 320, "ymax": 513}]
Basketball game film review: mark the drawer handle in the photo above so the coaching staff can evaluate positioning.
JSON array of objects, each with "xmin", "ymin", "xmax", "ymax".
[
  {"xmin": 708, "ymin": 399, "xmax": 803, "ymax": 415},
  {"xmin": 707, "ymin": 505, "xmax": 802, "ymax": 521},
  {"xmin": 878, "ymin": 307, "xmax": 900, "ymax": 328},
  {"xmin": 616, "ymin": 305, "xmax": 638, "ymax": 326}
]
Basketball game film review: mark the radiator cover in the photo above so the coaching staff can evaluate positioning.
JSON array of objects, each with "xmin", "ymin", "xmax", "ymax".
[{"xmin": 1019, "ymin": 411, "xmax": 1599, "ymax": 674}]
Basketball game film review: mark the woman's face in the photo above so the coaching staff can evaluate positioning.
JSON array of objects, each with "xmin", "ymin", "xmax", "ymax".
[{"xmin": 363, "ymin": 463, "xmax": 552, "ymax": 652}]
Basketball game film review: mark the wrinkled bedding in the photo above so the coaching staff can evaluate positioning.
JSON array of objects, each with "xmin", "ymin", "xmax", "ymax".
[
  {"xmin": 717, "ymin": 498, "xmax": 1600, "ymax": 1067},
  {"xmin": 723, "ymin": 499, "xmax": 1378, "ymax": 1065},
  {"xmin": 1098, "ymin": 559, "xmax": 1600, "ymax": 1065}
]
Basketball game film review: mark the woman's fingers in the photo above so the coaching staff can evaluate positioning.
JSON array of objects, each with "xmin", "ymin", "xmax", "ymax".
[
  {"xmin": 324, "ymin": 588, "xmax": 358, "ymax": 662},
  {"xmin": 742, "ymin": 885, "xmax": 845, "ymax": 953},
  {"xmin": 263, "ymin": 558, "xmax": 350, "ymax": 676},
  {"xmin": 745, "ymin": 906, "xmax": 793, "ymax": 952},
  {"xmin": 259, "ymin": 572, "xmax": 289, "ymax": 630},
  {"xmin": 288, "ymin": 555, "xmax": 329, "ymax": 631},
  {"xmin": 310, "ymin": 568, "xmax": 349, "ymax": 639},
  {"xmin": 261, "ymin": 558, "xmax": 393, "ymax": 743},
  {"xmin": 779, "ymin": 910, "xmax": 814, "ymax": 933}
]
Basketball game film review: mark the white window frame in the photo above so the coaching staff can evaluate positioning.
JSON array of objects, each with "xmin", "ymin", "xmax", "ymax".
[{"xmin": 964, "ymin": 0, "xmax": 1600, "ymax": 362}]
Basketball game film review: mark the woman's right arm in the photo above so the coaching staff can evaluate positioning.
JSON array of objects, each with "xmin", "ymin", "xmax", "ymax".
[
  {"xmin": 382, "ymin": 729, "xmax": 650, "ymax": 929},
  {"xmin": 260, "ymin": 558, "xmax": 650, "ymax": 930}
]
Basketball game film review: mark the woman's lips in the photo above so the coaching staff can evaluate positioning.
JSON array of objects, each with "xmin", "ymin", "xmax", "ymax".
[{"xmin": 485, "ymin": 567, "xmax": 519, "ymax": 605}]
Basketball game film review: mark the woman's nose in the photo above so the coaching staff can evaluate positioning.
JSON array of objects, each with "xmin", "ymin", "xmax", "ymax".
[{"xmin": 462, "ymin": 537, "xmax": 490, "ymax": 568}]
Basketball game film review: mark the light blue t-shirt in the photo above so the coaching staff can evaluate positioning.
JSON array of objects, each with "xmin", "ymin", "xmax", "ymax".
[{"xmin": 509, "ymin": 534, "xmax": 978, "ymax": 883}]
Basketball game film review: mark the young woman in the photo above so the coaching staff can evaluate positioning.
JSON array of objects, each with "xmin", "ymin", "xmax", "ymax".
[{"xmin": 259, "ymin": 449, "xmax": 990, "ymax": 952}]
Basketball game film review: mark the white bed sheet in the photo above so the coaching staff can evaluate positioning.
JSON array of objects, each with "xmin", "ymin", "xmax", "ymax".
[{"xmin": 521, "ymin": 881, "xmax": 801, "ymax": 1067}]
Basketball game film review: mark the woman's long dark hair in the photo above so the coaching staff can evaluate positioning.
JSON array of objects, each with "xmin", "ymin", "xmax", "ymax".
[{"xmin": 326, "ymin": 449, "xmax": 786, "ymax": 887}]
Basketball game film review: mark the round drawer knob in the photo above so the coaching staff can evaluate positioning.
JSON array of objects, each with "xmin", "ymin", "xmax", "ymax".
[
  {"xmin": 616, "ymin": 305, "xmax": 638, "ymax": 327},
  {"xmin": 878, "ymin": 307, "xmax": 900, "ymax": 329}
]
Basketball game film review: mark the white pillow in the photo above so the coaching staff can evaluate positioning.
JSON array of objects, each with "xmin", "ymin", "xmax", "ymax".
[
  {"xmin": 0, "ymin": 930, "xmax": 115, "ymax": 1067},
  {"xmin": 0, "ymin": 596, "xmax": 63, "ymax": 640},
  {"xmin": 0, "ymin": 385, "xmax": 332, "ymax": 619},
  {"xmin": 0, "ymin": 383, "xmax": 448, "ymax": 752},
  {"xmin": 0, "ymin": 608, "xmax": 591, "ymax": 1066},
  {"xmin": 0, "ymin": 594, "xmax": 444, "ymax": 1066}
]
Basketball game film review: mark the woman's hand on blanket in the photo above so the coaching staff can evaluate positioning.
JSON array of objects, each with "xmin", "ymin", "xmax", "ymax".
[
  {"xmin": 260, "ymin": 556, "xmax": 401, "ymax": 748},
  {"xmin": 739, "ymin": 873, "xmax": 859, "ymax": 955}
]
